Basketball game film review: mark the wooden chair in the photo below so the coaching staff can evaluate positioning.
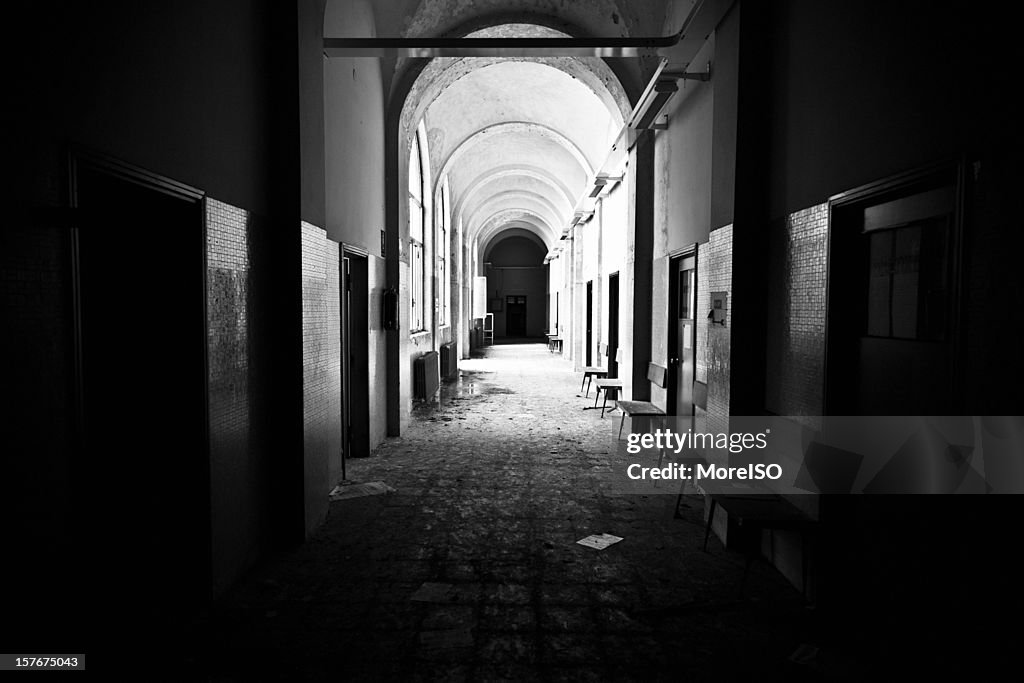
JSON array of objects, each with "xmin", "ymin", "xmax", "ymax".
[
  {"xmin": 546, "ymin": 331, "xmax": 563, "ymax": 353},
  {"xmin": 588, "ymin": 348, "xmax": 625, "ymax": 417},
  {"xmin": 591, "ymin": 378, "xmax": 623, "ymax": 417},
  {"xmin": 579, "ymin": 343, "xmax": 608, "ymax": 396}
]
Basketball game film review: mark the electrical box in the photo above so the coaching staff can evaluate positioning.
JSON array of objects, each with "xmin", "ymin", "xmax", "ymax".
[{"xmin": 709, "ymin": 291, "xmax": 728, "ymax": 326}]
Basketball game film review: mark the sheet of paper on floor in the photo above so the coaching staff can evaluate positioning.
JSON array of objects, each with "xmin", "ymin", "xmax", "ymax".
[{"xmin": 576, "ymin": 533, "xmax": 623, "ymax": 550}]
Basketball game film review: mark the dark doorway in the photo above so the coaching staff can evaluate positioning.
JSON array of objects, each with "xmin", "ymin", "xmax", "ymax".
[
  {"xmin": 585, "ymin": 281, "xmax": 594, "ymax": 366},
  {"xmin": 826, "ymin": 167, "xmax": 961, "ymax": 414},
  {"xmin": 506, "ymin": 295, "xmax": 527, "ymax": 336},
  {"xmin": 342, "ymin": 251, "xmax": 370, "ymax": 469},
  {"xmin": 608, "ymin": 273, "xmax": 620, "ymax": 379},
  {"xmin": 667, "ymin": 254, "xmax": 697, "ymax": 416},
  {"xmin": 555, "ymin": 291, "xmax": 559, "ymax": 333},
  {"xmin": 73, "ymin": 155, "xmax": 210, "ymax": 624}
]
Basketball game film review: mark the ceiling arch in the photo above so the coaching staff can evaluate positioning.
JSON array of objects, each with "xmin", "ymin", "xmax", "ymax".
[
  {"xmin": 462, "ymin": 188, "xmax": 568, "ymax": 232},
  {"xmin": 425, "ymin": 61, "xmax": 621, "ymax": 178},
  {"xmin": 467, "ymin": 195, "xmax": 563, "ymax": 242},
  {"xmin": 452, "ymin": 165, "xmax": 576, "ymax": 220},
  {"xmin": 399, "ymin": 23, "xmax": 631, "ymax": 145},
  {"xmin": 396, "ymin": 19, "xmax": 632, "ymax": 264},
  {"xmin": 476, "ymin": 210, "xmax": 556, "ymax": 252},
  {"xmin": 444, "ymin": 130, "xmax": 590, "ymax": 236},
  {"xmin": 435, "ymin": 121, "xmax": 595, "ymax": 193},
  {"xmin": 482, "ymin": 227, "xmax": 549, "ymax": 262}
]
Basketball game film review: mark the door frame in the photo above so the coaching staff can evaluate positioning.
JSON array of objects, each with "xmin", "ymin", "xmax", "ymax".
[
  {"xmin": 585, "ymin": 280, "xmax": 593, "ymax": 366},
  {"xmin": 341, "ymin": 244, "xmax": 371, "ymax": 465},
  {"xmin": 608, "ymin": 272, "xmax": 620, "ymax": 379},
  {"xmin": 823, "ymin": 159, "xmax": 966, "ymax": 414},
  {"xmin": 68, "ymin": 145, "xmax": 212, "ymax": 601},
  {"xmin": 666, "ymin": 244, "xmax": 698, "ymax": 416},
  {"xmin": 69, "ymin": 146, "xmax": 208, "ymax": 443}
]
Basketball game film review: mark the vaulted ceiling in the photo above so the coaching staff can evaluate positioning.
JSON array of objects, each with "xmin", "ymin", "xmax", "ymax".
[
  {"xmin": 327, "ymin": 0, "xmax": 683, "ymax": 260},
  {"xmin": 405, "ymin": 25, "xmax": 629, "ymax": 258}
]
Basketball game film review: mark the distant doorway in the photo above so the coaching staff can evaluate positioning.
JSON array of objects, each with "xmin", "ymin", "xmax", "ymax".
[
  {"xmin": 608, "ymin": 273, "xmax": 620, "ymax": 378},
  {"xmin": 506, "ymin": 295, "xmax": 527, "ymax": 336},
  {"xmin": 585, "ymin": 280, "xmax": 594, "ymax": 366},
  {"xmin": 341, "ymin": 250, "xmax": 370, "ymax": 473}
]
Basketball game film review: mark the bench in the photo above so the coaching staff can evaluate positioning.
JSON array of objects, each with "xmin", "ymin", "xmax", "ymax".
[
  {"xmin": 700, "ymin": 488, "xmax": 818, "ymax": 597},
  {"xmin": 615, "ymin": 363, "xmax": 668, "ymax": 438}
]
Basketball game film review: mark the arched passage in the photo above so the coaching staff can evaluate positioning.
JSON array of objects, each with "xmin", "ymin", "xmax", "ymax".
[
  {"xmin": 373, "ymin": 10, "xmax": 636, "ymax": 435},
  {"xmin": 483, "ymin": 231, "xmax": 549, "ymax": 339}
]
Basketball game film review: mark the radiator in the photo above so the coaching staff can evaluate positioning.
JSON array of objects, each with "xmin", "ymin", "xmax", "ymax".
[
  {"xmin": 439, "ymin": 342, "xmax": 458, "ymax": 379},
  {"xmin": 414, "ymin": 350, "xmax": 440, "ymax": 399}
]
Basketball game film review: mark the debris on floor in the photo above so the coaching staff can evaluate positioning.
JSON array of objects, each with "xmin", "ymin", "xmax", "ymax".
[
  {"xmin": 418, "ymin": 627, "xmax": 474, "ymax": 649},
  {"xmin": 576, "ymin": 533, "xmax": 623, "ymax": 550},
  {"xmin": 328, "ymin": 480, "xmax": 395, "ymax": 501},
  {"xmin": 789, "ymin": 642, "xmax": 863, "ymax": 681},
  {"xmin": 200, "ymin": 344, "xmax": 819, "ymax": 679},
  {"xmin": 789, "ymin": 643, "xmax": 819, "ymax": 666},
  {"xmin": 410, "ymin": 582, "xmax": 457, "ymax": 603}
]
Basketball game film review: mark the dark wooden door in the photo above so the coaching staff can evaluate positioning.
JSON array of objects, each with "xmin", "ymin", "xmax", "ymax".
[
  {"xmin": 342, "ymin": 252, "xmax": 370, "ymax": 469},
  {"xmin": 668, "ymin": 255, "xmax": 696, "ymax": 415},
  {"xmin": 608, "ymin": 274, "xmax": 619, "ymax": 378},
  {"xmin": 585, "ymin": 281, "xmax": 593, "ymax": 366},
  {"xmin": 75, "ymin": 160, "xmax": 209, "ymax": 621},
  {"xmin": 506, "ymin": 295, "xmax": 527, "ymax": 336}
]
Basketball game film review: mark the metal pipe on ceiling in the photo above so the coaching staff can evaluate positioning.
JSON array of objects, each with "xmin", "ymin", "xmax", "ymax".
[{"xmin": 322, "ymin": 0, "xmax": 716, "ymax": 58}]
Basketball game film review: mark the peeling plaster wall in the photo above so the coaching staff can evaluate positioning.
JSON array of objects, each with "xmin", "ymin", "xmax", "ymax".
[
  {"xmin": 324, "ymin": 0, "xmax": 390, "ymax": 456},
  {"xmin": 650, "ymin": 35, "xmax": 715, "ymax": 410},
  {"xmin": 579, "ymin": 209, "xmax": 602, "ymax": 367},
  {"xmin": 600, "ymin": 180, "xmax": 628, "ymax": 376},
  {"xmin": 325, "ymin": 6, "xmax": 386, "ymax": 252},
  {"xmin": 654, "ymin": 39, "xmax": 715, "ymax": 256}
]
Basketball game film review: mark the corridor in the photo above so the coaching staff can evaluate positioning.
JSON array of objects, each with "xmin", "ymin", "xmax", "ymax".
[
  {"xmin": 198, "ymin": 343, "xmax": 810, "ymax": 681},
  {"xmin": 8, "ymin": 0, "xmax": 1023, "ymax": 677}
]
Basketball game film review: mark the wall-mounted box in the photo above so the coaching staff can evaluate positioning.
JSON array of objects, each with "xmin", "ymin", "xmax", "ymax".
[{"xmin": 710, "ymin": 291, "xmax": 728, "ymax": 325}]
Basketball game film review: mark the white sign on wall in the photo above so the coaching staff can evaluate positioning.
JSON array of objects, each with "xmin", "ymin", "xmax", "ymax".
[{"xmin": 473, "ymin": 276, "xmax": 488, "ymax": 319}]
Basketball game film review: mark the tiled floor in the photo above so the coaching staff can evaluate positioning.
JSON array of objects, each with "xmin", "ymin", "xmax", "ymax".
[{"xmin": 196, "ymin": 342, "xmax": 817, "ymax": 681}]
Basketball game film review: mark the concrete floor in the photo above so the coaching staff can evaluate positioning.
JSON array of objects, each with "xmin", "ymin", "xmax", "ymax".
[{"xmin": 194, "ymin": 343, "xmax": 822, "ymax": 681}]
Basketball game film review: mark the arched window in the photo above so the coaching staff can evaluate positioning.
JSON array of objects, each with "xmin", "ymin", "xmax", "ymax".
[{"xmin": 408, "ymin": 123, "xmax": 428, "ymax": 332}]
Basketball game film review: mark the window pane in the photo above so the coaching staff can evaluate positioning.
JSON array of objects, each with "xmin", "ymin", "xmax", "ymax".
[
  {"xmin": 411, "ymin": 243, "xmax": 423, "ymax": 331},
  {"xmin": 438, "ymin": 257, "xmax": 446, "ymax": 325},
  {"xmin": 866, "ymin": 231, "xmax": 892, "ymax": 337},
  {"xmin": 409, "ymin": 198, "xmax": 423, "ymax": 242},
  {"xmin": 918, "ymin": 217, "xmax": 949, "ymax": 341},
  {"xmin": 678, "ymin": 269, "xmax": 693, "ymax": 319},
  {"xmin": 891, "ymin": 225, "xmax": 921, "ymax": 339},
  {"xmin": 408, "ymin": 137, "xmax": 421, "ymax": 201}
]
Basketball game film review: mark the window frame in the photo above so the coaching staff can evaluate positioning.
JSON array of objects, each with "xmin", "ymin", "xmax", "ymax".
[
  {"xmin": 408, "ymin": 123, "xmax": 429, "ymax": 333},
  {"xmin": 438, "ymin": 176, "xmax": 451, "ymax": 327}
]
